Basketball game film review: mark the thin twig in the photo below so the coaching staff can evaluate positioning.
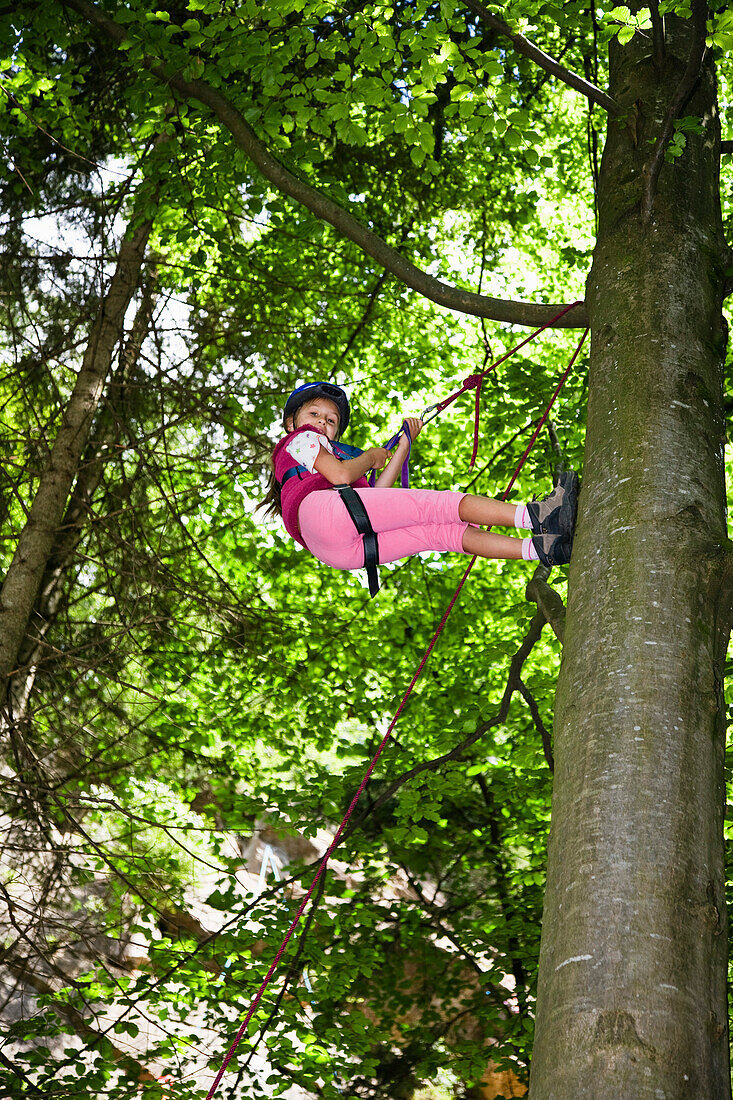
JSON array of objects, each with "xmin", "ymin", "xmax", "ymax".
[
  {"xmin": 649, "ymin": 0, "xmax": 666, "ymax": 70},
  {"xmin": 516, "ymin": 676, "xmax": 554, "ymax": 771},
  {"xmin": 526, "ymin": 565, "xmax": 566, "ymax": 643}
]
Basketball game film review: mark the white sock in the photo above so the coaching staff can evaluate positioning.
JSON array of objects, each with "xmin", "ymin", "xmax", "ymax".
[
  {"xmin": 522, "ymin": 537, "xmax": 539, "ymax": 561},
  {"xmin": 514, "ymin": 504, "xmax": 531, "ymax": 529}
]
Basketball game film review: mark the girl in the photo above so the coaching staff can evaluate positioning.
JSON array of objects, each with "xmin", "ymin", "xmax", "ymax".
[{"xmin": 262, "ymin": 381, "xmax": 577, "ymax": 588}]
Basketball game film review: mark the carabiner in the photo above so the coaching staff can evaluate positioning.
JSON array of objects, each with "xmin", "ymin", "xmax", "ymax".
[{"xmin": 420, "ymin": 403, "xmax": 441, "ymax": 425}]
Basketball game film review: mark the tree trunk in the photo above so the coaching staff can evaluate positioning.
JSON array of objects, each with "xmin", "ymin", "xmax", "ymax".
[
  {"xmin": 530, "ymin": 17, "xmax": 732, "ymax": 1099},
  {"xmin": 7, "ymin": 268, "xmax": 159, "ymax": 723},
  {"xmin": 0, "ymin": 216, "xmax": 153, "ymax": 698}
]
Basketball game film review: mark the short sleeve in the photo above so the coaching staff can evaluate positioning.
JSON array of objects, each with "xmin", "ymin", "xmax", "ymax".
[{"xmin": 284, "ymin": 430, "xmax": 334, "ymax": 473}]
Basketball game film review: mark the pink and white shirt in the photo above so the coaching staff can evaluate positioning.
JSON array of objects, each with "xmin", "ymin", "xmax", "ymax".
[
  {"xmin": 284, "ymin": 429, "xmax": 335, "ymax": 472},
  {"xmin": 272, "ymin": 426, "xmax": 368, "ymax": 546}
]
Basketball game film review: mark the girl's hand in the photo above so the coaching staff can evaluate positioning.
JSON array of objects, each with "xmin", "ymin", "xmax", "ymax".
[
  {"xmin": 403, "ymin": 417, "xmax": 423, "ymax": 441},
  {"xmin": 368, "ymin": 446, "xmax": 392, "ymax": 470}
]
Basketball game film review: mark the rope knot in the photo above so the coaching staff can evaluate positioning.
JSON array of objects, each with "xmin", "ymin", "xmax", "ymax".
[{"xmin": 462, "ymin": 373, "xmax": 483, "ymax": 390}]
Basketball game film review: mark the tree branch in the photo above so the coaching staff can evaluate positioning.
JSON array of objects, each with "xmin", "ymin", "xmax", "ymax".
[
  {"xmin": 640, "ymin": 0, "xmax": 708, "ymax": 225},
  {"xmin": 525, "ymin": 564, "xmax": 566, "ymax": 642},
  {"xmin": 341, "ymin": 610, "xmax": 550, "ymax": 842},
  {"xmin": 338, "ymin": 579, "xmax": 564, "ymax": 840},
  {"xmin": 241, "ymin": 873, "xmax": 328, "ymax": 1077},
  {"xmin": 4, "ymin": 958, "xmax": 157, "ymax": 1083},
  {"xmin": 0, "ymin": 1049, "xmax": 46, "ymax": 1095},
  {"xmin": 62, "ymin": 0, "xmax": 589, "ymax": 329},
  {"xmin": 462, "ymin": 0, "xmax": 622, "ymax": 117},
  {"xmin": 516, "ymin": 676, "xmax": 554, "ymax": 771},
  {"xmin": 649, "ymin": 0, "xmax": 666, "ymax": 70},
  {"xmin": 475, "ymin": 773, "xmax": 530, "ymax": 1013}
]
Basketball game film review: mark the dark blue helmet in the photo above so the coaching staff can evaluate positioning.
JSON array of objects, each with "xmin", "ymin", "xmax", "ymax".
[{"xmin": 283, "ymin": 381, "xmax": 350, "ymax": 436}]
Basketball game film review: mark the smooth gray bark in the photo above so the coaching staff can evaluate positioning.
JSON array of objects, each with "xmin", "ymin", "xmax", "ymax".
[{"xmin": 531, "ymin": 16, "xmax": 732, "ymax": 1099}]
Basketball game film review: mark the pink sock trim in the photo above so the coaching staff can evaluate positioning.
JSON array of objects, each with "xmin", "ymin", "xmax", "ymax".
[
  {"xmin": 522, "ymin": 537, "xmax": 539, "ymax": 561},
  {"xmin": 515, "ymin": 504, "xmax": 531, "ymax": 529}
]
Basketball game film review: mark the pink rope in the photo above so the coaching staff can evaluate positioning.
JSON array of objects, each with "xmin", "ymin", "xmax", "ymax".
[{"xmin": 204, "ymin": 319, "xmax": 589, "ymax": 1099}]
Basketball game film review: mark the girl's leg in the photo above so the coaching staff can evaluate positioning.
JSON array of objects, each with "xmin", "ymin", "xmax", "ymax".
[
  {"xmin": 458, "ymin": 494, "xmax": 522, "ymax": 528},
  {"xmin": 372, "ymin": 522, "xmax": 529, "ymax": 564},
  {"xmin": 352, "ymin": 488, "xmax": 527, "ymax": 561},
  {"xmin": 298, "ymin": 486, "xmax": 573, "ymax": 571},
  {"xmin": 462, "ymin": 526, "xmax": 524, "ymax": 560},
  {"xmin": 299, "ymin": 488, "xmax": 472, "ymax": 567},
  {"xmin": 299, "ymin": 489, "xmax": 530, "ymax": 567},
  {"xmin": 459, "ymin": 473, "xmax": 579, "ymax": 536}
]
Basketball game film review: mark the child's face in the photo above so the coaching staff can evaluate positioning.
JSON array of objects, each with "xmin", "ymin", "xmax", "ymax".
[{"xmin": 288, "ymin": 397, "xmax": 341, "ymax": 439}]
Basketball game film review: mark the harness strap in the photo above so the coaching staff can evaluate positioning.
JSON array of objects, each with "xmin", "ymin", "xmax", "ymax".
[
  {"xmin": 278, "ymin": 469, "xmax": 380, "ymax": 596},
  {"xmin": 280, "ymin": 464, "xmax": 307, "ymax": 486},
  {"xmin": 334, "ymin": 484, "xmax": 380, "ymax": 598}
]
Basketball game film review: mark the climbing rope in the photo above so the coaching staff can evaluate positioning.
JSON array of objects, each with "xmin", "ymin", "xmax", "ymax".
[
  {"xmin": 204, "ymin": 309, "xmax": 589, "ymax": 1099},
  {"xmin": 420, "ymin": 299, "xmax": 585, "ymax": 467},
  {"xmin": 370, "ymin": 299, "xmax": 584, "ymax": 487}
]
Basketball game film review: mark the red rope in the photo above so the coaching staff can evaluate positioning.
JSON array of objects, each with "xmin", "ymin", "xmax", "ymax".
[
  {"xmin": 428, "ymin": 301, "xmax": 584, "ymax": 467},
  {"xmin": 204, "ymin": 318, "xmax": 588, "ymax": 1099},
  {"xmin": 503, "ymin": 325, "xmax": 589, "ymax": 497}
]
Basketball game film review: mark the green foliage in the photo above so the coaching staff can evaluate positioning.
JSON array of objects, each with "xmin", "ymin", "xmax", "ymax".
[
  {"xmin": 603, "ymin": 6, "xmax": 652, "ymax": 45},
  {"xmin": 664, "ymin": 115, "xmax": 705, "ymax": 163},
  {"xmin": 708, "ymin": 8, "xmax": 733, "ymax": 52},
  {"xmin": 0, "ymin": 0, "xmax": 729, "ymax": 1097}
]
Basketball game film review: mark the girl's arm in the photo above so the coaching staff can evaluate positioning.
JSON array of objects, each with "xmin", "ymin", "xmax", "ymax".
[
  {"xmin": 374, "ymin": 418, "xmax": 423, "ymax": 488},
  {"xmin": 314, "ymin": 444, "xmax": 391, "ymax": 485}
]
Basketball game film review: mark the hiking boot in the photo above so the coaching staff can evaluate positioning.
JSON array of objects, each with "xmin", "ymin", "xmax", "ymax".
[
  {"xmin": 527, "ymin": 470, "xmax": 579, "ymax": 539},
  {"xmin": 531, "ymin": 531, "xmax": 572, "ymax": 568}
]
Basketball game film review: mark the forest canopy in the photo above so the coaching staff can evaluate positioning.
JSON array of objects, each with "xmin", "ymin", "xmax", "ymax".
[{"xmin": 1, "ymin": 1, "xmax": 732, "ymax": 1098}]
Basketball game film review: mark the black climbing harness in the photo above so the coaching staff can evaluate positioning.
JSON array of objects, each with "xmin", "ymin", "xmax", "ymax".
[{"xmin": 279, "ymin": 447, "xmax": 381, "ymax": 597}]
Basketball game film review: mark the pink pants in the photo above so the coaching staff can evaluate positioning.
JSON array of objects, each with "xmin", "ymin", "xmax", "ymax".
[{"xmin": 298, "ymin": 487, "xmax": 469, "ymax": 570}]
